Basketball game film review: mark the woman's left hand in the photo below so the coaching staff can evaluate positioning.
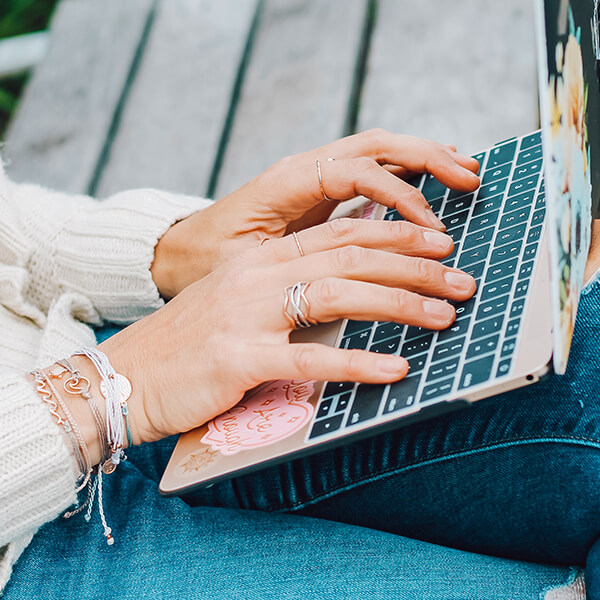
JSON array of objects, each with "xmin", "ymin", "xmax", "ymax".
[{"xmin": 151, "ymin": 129, "xmax": 480, "ymax": 298}]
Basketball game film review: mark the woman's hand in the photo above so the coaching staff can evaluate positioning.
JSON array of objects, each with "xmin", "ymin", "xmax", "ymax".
[
  {"xmin": 101, "ymin": 217, "xmax": 476, "ymax": 445},
  {"xmin": 151, "ymin": 130, "xmax": 480, "ymax": 299}
]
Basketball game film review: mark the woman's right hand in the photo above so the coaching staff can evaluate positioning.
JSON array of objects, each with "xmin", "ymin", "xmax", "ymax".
[{"xmin": 99, "ymin": 217, "xmax": 476, "ymax": 447}]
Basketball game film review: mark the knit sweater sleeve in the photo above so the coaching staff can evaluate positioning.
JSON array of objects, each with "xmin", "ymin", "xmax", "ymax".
[
  {"xmin": 0, "ymin": 372, "xmax": 76, "ymax": 577},
  {"xmin": 5, "ymin": 177, "xmax": 213, "ymax": 323}
]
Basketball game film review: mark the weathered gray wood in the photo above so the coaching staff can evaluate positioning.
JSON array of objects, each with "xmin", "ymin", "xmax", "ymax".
[
  {"xmin": 96, "ymin": 0, "xmax": 259, "ymax": 199},
  {"xmin": 215, "ymin": 0, "xmax": 369, "ymax": 198},
  {"xmin": 3, "ymin": 0, "xmax": 154, "ymax": 193},
  {"xmin": 358, "ymin": 0, "xmax": 538, "ymax": 155}
]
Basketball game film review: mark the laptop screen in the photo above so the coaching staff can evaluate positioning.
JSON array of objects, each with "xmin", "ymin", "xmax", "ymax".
[{"xmin": 537, "ymin": 0, "xmax": 600, "ymax": 373}]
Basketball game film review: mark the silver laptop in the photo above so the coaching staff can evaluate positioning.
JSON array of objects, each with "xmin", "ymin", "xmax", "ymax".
[{"xmin": 160, "ymin": 0, "xmax": 600, "ymax": 495}]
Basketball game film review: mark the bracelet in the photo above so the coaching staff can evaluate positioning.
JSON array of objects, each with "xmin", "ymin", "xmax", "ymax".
[{"xmin": 73, "ymin": 347, "xmax": 132, "ymax": 473}]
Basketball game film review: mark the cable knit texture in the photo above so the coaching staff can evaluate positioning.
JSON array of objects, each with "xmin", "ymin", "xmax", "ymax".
[{"xmin": 0, "ymin": 160, "xmax": 212, "ymax": 590}]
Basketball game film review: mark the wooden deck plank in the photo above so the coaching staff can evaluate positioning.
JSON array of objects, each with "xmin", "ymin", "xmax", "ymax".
[
  {"xmin": 96, "ymin": 0, "xmax": 259, "ymax": 199},
  {"xmin": 3, "ymin": 0, "xmax": 154, "ymax": 193},
  {"xmin": 358, "ymin": 0, "xmax": 538, "ymax": 155},
  {"xmin": 215, "ymin": 0, "xmax": 369, "ymax": 198}
]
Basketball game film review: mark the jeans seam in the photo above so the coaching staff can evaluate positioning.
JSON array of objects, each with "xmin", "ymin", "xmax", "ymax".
[{"xmin": 273, "ymin": 435, "xmax": 600, "ymax": 513}]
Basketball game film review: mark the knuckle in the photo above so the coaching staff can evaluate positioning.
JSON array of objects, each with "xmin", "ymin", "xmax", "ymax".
[
  {"xmin": 411, "ymin": 257, "xmax": 439, "ymax": 285},
  {"xmin": 391, "ymin": 288, "xmax": 411, "ymax": 314},
  {"xmin": 313, "ymin": 277, "xmax": 341, "ymax": 308},
  {"xmin": 333, "ymin": 245, "xmax": 364, "ymax": 271},
  {"xmin": 344, "ymin": 350, "xmax": 365, "ymax": 380},
  {"xmin": 292, "ymin": 345, "xmax": 318, "ymax": 376},
  {"xmin": 351, "ymin": 156, "xmax": 378, "ymax": 174},
  {"xmin": 325, "ymin": 217, "xmax": 355, "ymax": 242},
  {"xmin": 397, "ymin": 221, "xmax": 422, "ymax": 245}
]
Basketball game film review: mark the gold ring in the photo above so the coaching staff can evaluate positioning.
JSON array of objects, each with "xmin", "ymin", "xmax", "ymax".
[
  {"xmin": 316, "ymin": 159, "xmax": 335, "ymax": 202},
  {"xmin": 292, "ymin": 231, "xmax": 305, "ymax": 257}
]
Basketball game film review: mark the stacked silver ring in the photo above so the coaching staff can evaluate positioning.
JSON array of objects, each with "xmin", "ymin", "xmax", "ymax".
[{"xmin": 283, "ymin": 281, "xmax": 317, "ymax": 329}]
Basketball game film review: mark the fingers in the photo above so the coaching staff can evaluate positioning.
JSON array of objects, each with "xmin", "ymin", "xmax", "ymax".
[
  {"xmin": 274, "ymin": 246, "xmax": 476, "ymax": 302},
  {"xmin": 265, "ymin": 219, "xmax": 454, "ymax": 263},
  {"xmin": 303, "ymin": 278, "xmax": 457, "ymax": 329},
  {"xmin": 249, "ymin": 342, "xmax": 409, "ymax": 384}
]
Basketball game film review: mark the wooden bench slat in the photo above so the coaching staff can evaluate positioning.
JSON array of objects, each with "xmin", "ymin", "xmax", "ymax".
[
  {"xmin": 3, "ymin": 0, "xmax": 154, "ymax": 194},
  {"xmin": 96, "ymin": 0, "xmax": 259, "ymax": 199},
  {"xmin": 358, "ymin": 0, "xmax": 538, "ymax": 154},
  {"xmin": 215, "ymin": 0, "xmax": 369, "ymax": 199}
]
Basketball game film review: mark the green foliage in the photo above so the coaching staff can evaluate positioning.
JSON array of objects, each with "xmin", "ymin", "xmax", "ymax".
[{"xmin": 0, "ymin": 0, "xmax": 59, "ymax": 135}]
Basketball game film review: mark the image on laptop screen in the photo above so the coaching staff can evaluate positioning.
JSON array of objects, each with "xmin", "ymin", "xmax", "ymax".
[{"xmin": 538, "ymin": 0, "xmax": 600, "ymax": 373}]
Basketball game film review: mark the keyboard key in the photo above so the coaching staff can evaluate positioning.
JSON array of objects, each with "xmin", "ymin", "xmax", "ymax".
[
  {"xmin": 335, "ymin": 392, "xmax": 352, "ymax": 413},
  {"xmin": 463, "ymin": 261, "xmax": 486, "ymax": 280},
  {"xmin": 316, "ymin": 398, "xmax": 334, "ymax": 419},
  {"xmin": 516, "ymin": 145, "xmax": 543, "ymax": 165},
  {"xmin": 432, "ymin": 337, "xmax": 465, "ymax": 361},
  {"xmin": 490, "ymin": 240, "xmax": 522, "ymax": 265},
  {"xmin": 445, "ymin": 226, "xmax": 464, "ymax": 245},
  {"xmin": 427, "ymin": 356, "xmax": 461, "ymax": 382},
  {"xmin": 404, "ymin": 325, "xmax": 428, "ymax": 341},
  {"xmin": 459, "ymin": 355, "xmax": 495, "ymax": 389},
  {"xmin": 437, "ymin": 319, "xmax": 470, "ymax": 342},
  {"xmin": 523, "ymin": 242, "xmax": 539, "ymax": 261},
  {"xmin": 407, "ymin": 353, "xmax": 428, "ymax": 373},
  {"xmin": 520, "ymin": 132, "xmax": 542, "ymax": 149},
  {"xmin": 505, "ymin": 318, "xmax": 521, "ymax": 337},
  {"xmin": 384, "ymin": 210, "xmax": 402, "ymax": 221},
  {"xmin": 442, "ymin": 194, "xmax": 474, "ymax": 216},
  {"xmin": 535, "ymin": 193, "xmax": 546, "ymax": 210},
  {"xmin": 442, "ymin": 243, "xmax": 460, "ymax": 266},
  {"xmin": 471, "ymin": 315, "xmax": 504, "ymax": 340},
  {"xmin": 432, "ymin": 337, "xmax": 465, "ymax": 363},
  {"xmin": 384, "ymin": 377, "xmax": 420, "ymax": 413},
  {"xmin": 482, "ymin": 163, "xmax": 512, "ymax": 185},
  {"xmin": 486, "ymin": 141, "xmax": 518, "ymax": 168},
  {"xmin": 442, "ymin": 209, "xmax": 470, "ymax": 231},
  {"xmin": 348, "ymin": 384, "xmax": 386, "ymax": 425},
  {"xmin": 467, "ymin": 210, "xmax": 500, "ymax": 234},
  {"xmin": 463, "ymin": 227, "xmax": 495, "ymax": 249},
  {"xmin": 401, "ymin": 334, "xmax": 434, "ymax": 357},
  {"xmin": 373, "ymin": 321, "xmax": 404, "ymax": 344},
  {"xmin": 501, "ymin": 337, "xmax": 518, "ymax": 358},
  {"xmin": 478, "ymin": 179, "xmax": 508, "ymax": 200},
  {"xmin": 472, "ymin": 151, "xmax": 487, "ymax": 165},
  {"xmin": 485, "ymin": 259, "xmax": 518, "ymax": 283},
  {"xmin": 509, "ymin": 175, "xmax": 538, "ymax": 196},
  {"xmin": 309, "ymin": 413, "xmax": 344, "ymax": 438},
  {"xmin": 531, "ymin": 208, "xmax": 545, "ymax": 226},
  {"xmin": 495, "ymin": 224, "xmax": 527, "ymax": 247},
  {"xmin": 481, "ymin": 277, "xmax": 513, "ymax": 302},
  {"xmin": 510, "ymin": 298, "xmax": 526, "ymax": 318},
  {"xmin": 472, "ymin": 194, "xmax": 504, "ymax": 215},
  {"xmin": 496, "ymin": 358, "xmax": 513, "ymax": 377},
  {"xmin": 512, "ymin": 159, "xmax": 542, "ymax": 181},
  {"xmin": 323, "ymin": 381, "xmax": 354, "ymax": 398},
  {"xmin": 466, "ymin": 334, "xmax": 500, "ymax": 359},
  {"xmin": 514, "ymin": 279, "xmax": 530, "ymax": 299},
  {"xmin": 504, "ymin": 191, "xmax": 536, "ymax": 212},
  {"xmin": 344, "ymin": 320, "xmax": 372, "ymax": 336},
  {"xmin": 476, "ymin": 295, "xmax": 510, "ymax": 320},
  {"xmin": 370, "ymin": 337, "xmax": 401, "ymax": 355},
  {"xmin": 499, "ymin": 207, "xmax": 531, "ymax": 229},
  {"xmin": 422, "ymin": 175, "xmax": 447, "ymax": 200},
  {"xmin": 454, "ymin": 298, "xmax": 476, "ymax": 319},
  {"xmin": 518, "ymin": 261, "xmax": 535, "ymax": 280},
  {"xmin": 458, "ymin": 244, "xmax": 490, "ymax": 268},
  {"xmin": 341, "ymin": 330, "xmax": 371, "ymax": 350},
  {"xmin": 421, "ymin": 378, "xmax": 454, "ymax": 402},
  {"xmin": 527, "ymin": 225, "xmax": 542, "ymax": 244}
]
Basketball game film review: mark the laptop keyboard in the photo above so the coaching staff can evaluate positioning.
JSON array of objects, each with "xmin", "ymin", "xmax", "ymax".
[{"xmin": 308, "ymin": 131, "xmax": 546, "ymax": 440}]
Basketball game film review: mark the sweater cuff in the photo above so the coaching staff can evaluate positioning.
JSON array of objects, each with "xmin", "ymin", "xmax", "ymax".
[
  {"xmin": 0, "ymin": 374, "xmax": 77, "ymax": 547},
  {"xmin": 39, "ymin": 189, "xmax": 212, "ymax": 323}
]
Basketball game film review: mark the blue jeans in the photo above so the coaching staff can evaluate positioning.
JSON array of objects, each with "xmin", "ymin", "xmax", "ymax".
[{"xmin": 4, "ymin": 280, "xmax": 600, "ymax": 599}]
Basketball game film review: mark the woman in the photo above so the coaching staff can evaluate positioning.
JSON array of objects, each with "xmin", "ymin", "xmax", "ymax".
[{"xmin": 0, "ymin": 130, "xmax": 596, "ymax": 599}]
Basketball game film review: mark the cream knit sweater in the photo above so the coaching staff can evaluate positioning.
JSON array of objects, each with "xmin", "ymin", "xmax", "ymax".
[{"xmin": 0, "ymin": 160, "xmax": 212, "ymax": 590}]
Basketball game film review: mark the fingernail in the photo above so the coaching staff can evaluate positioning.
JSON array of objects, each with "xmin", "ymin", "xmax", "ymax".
[
  {"xmin": 423, "ymin": 300, "xmax": 455, "ymax": 320},
  {"xmin": 377, "ymin": 355, "xmax": 408, "ymax": 374},
  {"xmin": 423, "ymin": 230, "xmax": 452, "ymax": 249},
  {"xmin": 444, "ymin": 270, "xmax": 475, "ymax": 291}
]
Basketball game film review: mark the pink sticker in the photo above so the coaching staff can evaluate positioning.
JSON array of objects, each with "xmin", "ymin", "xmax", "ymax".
[
  {"xmin": 201, "ymin": 380, "xmax": 316, "ymax": 455},
  {"xmin": 360, "ymin": 200, "xmax": 377, "ymax": 220}
]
